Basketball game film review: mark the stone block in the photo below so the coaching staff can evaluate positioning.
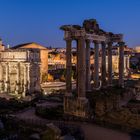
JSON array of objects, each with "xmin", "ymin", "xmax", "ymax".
[{"xmin": 64, "ymin": 96, "xmax": 89, "ymax": 118}]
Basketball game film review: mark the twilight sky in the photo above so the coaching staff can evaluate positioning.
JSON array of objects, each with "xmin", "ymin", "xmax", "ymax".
[{"xmin": 0, "ymin": 0, "xmax": 140, "ymax": 48}]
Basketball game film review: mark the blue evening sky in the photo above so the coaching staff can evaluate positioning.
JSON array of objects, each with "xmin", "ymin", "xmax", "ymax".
[{"xmin": 0, "ymin": 0, "xmax": 140, "ymax": 48}]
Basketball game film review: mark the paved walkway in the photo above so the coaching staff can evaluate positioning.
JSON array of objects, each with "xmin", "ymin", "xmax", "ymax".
[
  {"xmin": 81, "ymin": 123, "xmax": 130, "ymax": 140},
  {"xmin": 14, "ymin": 107, "xmax": 131, "ymax": 140}
]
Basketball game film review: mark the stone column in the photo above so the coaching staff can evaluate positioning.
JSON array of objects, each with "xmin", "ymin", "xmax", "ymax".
[
  {"xmin": 4, "ymin": 63, "xmax": 9, "ymax": 92},
  {"xmin": 27, "ymin": 64, "xmax": 30, "ymax": 91},
  {"xmin": 0, "ymin": 64, "xmax": 3, "ymax": 81},
  {"xmin": 101, "ymin": 42, "xmax": 106, "ymax": 87},
  {"xmin": 76, "ymin": 40, "xmax": 79, "ymax": 95},
  {"xmin": 0, "ymin": 64, "xmax": 3, "ymax": 92},
  {"xmin": 77, "ymin": 37, "xmax": 86, "ymax": 98},
  {"xmin": 86, "ymin": 40, "xmax": 91, "ymax": 91},
  {"xmin": 17, "ymin": 63, "xmax": 20, "ymax": 83},
  {"xmin": 15, "ymin": 63, "xmax": 20, "ymax": 94},
  {"xmin": 108, "ymin": 42, "xmax": 113, "ymax": 86},
  {"xmin": 127, "ymin": 56, "xmax": 130, "ymax": 69},
  {"xmin": 118, "ymin": 42, "xmax": 124, "ymax": 87},
  {"xmin": 24, "ymin": 65, "xmax": 27, "ymax": 85},
  {"xmin": 66, "ymin": 39, "xmax": 72, "ymax": 96},
  {"xmin": 94, "ymin": 41, "xmax": 99, "ymax": 88},
  {"xmin": 22, "ymin": 65, "xmax": 27, "ymax": 97}
]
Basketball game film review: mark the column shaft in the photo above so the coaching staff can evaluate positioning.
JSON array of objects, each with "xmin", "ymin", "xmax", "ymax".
[
  {"xmin": 94, "ymin": 42, "xmax": 99, "ymax": 88},
  {"xmin": 86, "ymin": 40, "xmax": 91, "ymax": 91},
  {"xmin": 66, "ymin": 39, "xmax": 72, "ymax": 95},
  {"xmin": 5, "ymin": 63, "xmax": 9, "ymax": 92},
  {"xmin": 5, "ymin": 64, "xmax": 8, "ymax": 82},
  {"xmin": 119, "ymin": 43, "xmax": 124, "ymax": 87},
  {"xmin": 77, "ymin": 38, "xmax": 86, "ymax": 97},
  {"xmin": 27, "ymin": 64, "xmax": 30, "ymax": 90},
  {"xmin": 101, "ymin": 42, "xmax": 106, "ymax": 86},
  {"xmin": 0, "ymin": 64, "xmax": 3, "ymax": 91},
  {"xmin": 22, "ymin": 65, "xmax": 27, "ymax": 97},
  {"xmin": 17, "ymin": 63, "xmax": 20, "ymax": 83},
  {"xmin": 24, "ymin": 65, "xmax": 27, "ymax": 85},
  {"xmin": 108, "ymin": 42, "xmax": 113, "ymax": 86},
  {"xmin": 15, "ymin": 63, "xmax": 20, "ymax": 93}
]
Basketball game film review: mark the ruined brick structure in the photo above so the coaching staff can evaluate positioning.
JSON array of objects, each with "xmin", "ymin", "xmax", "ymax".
[{"xmin": 61, "ymin": 19, "xmax": 126, "ymax": 118}]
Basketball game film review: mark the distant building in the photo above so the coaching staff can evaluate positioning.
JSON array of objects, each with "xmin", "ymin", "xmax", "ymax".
[
  {"xmin": 109, "ymin": 46, "xmax": 130, "ymax": 75},
  {"xmin": 130, "ymin": 46, "xmax": 140, "ymax": 72},
  {"xmin": 134, "ymin": 46, "xmax": 140, "ymax": 53},
  {"xmin": 48, "ymin": 50, "xmax": 66, "ymax": 70},
  {"xmin": 48, "ymin": 46, "xmax": 131, "ymax": 77}
]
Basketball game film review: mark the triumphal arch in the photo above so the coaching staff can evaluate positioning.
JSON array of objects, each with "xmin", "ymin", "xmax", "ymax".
[
  {"xmin": 60, "ymin": 19, "xmax": 125, "ymax": 118},
  {"xmin": 0, "ymin": 49, "xmax": 41, "ymax": 98}
]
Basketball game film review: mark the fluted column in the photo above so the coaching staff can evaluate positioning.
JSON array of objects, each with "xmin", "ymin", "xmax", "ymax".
[
  {"xmin": 22, "ymin": 65, "xmax": 27, "ymax": 97},
  {"xmin": 119, "ymin": 42, "xmax": 124, "ymax": 87},
  {"xmin": 17, "ymin": 63, "xmax": 20, "ymax": 84},
  {"xmin": 27, "ymin": 64, "xmax": 30, "ymax": 91},
  {"xmin": 15, "ymin": 63, "xmax": 20, "ymax": 93},
  {"xmin": 108, "ymin": 42, "xmax": 113, "ymax": 86},
  {"xmin": 101, "ymin": 42, "xmax": 106, "ymax": 87},
  {"xmin": 77, "ymin": 37, "xmax": 86, "ymax": 97},
  {"xmin": 24, "ymin": 65, "xmax": 27, "ymax": 85},
  {"xmin": 86, "ymin": 40, "xmax": 91, "ymax": 91},
  {"xmin": 94, "ymin": 41, "xmax": 99, "ymax": 88},
  {"xmin": 66, "ymin": 39, "xmax": 72, "ymax": 96}
]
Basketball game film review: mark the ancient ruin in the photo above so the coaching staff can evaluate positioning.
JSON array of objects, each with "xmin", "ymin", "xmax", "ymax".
[
  {"xmin": 0, "ymin": 49, "xmax": 41, "ymax": 97},
  {"xmin": 12, "ymin": 42, "xmax": 48, "ymax": 83},
  {"xmin": 60, "ymin": 19, "xmax": 125, "ymax": 118}
]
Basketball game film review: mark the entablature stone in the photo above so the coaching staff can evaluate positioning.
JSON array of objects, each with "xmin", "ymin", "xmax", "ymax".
[
  {"xmin": 107, "ymin": 34, "xmax": 123, "ymax": 43},
  {"xmin": 64, "ymin": 30, "xmax": 86, "ymax": 40},
  {"xmin": 86, "ymin": 34, "xmax": 107, "ymax": 42}
]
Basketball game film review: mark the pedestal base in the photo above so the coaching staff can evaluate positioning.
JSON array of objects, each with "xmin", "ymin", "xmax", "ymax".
[{"xmin": 64, "ymin": 96, "xmax": 89, "ymax": 118}]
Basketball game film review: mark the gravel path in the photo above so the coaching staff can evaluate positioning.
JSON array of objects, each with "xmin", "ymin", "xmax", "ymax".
[
  {"xmin": 81, "ymin": 123, "xmax": 131, "ymax": 140},
  {"xmin": 15, "ymin": 107, "xmax": 131, "ymax": 140}
]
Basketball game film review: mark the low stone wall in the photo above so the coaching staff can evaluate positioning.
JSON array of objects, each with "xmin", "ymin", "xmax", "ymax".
[
  {"xmin": 64, "ymin": 96, "xmax": 89, "ymax": 118},
  {"xmin": 90, "ymin": 87, "xmax": 134, "ymax": 117}
]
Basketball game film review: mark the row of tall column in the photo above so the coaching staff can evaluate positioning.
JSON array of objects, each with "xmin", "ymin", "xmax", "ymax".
[
  {"xmin": 85, "ymin": 41, "xmax": 113, "ymax": 89},
  {"xmin": 65, "ymin": 38, "xmax": 125, "ymax": 98},
  {"xmin": 66, "ymin": 38, "xmax": 86, "ymax": 98}
]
